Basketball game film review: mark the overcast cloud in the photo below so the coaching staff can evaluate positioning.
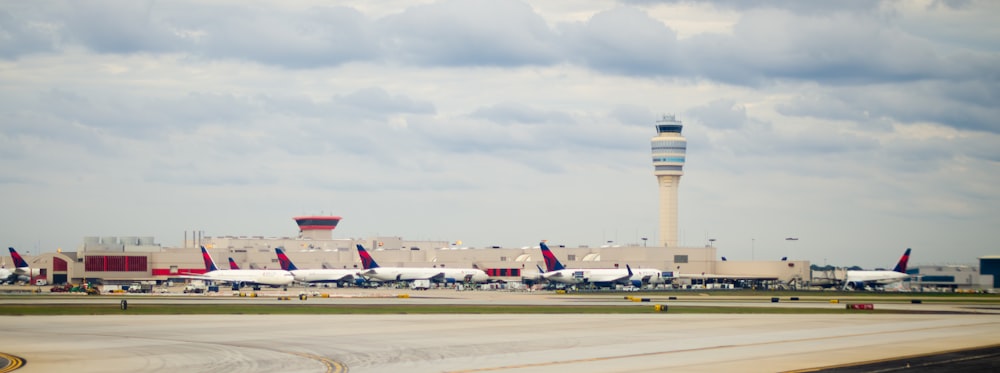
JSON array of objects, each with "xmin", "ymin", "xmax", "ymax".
[{"xmin": 1, "ymin": 0, "xmax": 997, "ymax": 268}]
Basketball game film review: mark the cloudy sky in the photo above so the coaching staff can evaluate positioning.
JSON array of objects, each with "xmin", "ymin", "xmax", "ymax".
[{"xmin": 2, "ymin": 0, "xmax": 997, "ymax": 268}]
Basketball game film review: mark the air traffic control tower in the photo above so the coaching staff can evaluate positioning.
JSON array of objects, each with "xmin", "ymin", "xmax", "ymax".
[
  {"xmin": 294, "ymin": 216, "xmax": 342, "ymax": 240},
  {"xmin": 651, "ymin": 115, "xmax": 686, "ymax": 247}
]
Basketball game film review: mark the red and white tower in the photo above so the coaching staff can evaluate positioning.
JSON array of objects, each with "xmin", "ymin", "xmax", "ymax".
[{"xmin": 293, "ymin": 216, "xmax": 342, "ymax": 240}]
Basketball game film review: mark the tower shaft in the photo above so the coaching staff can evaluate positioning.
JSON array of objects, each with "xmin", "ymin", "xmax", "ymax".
[{"xmin": 657, "ymin": 175, "xmax": 681, "ymax": 247}]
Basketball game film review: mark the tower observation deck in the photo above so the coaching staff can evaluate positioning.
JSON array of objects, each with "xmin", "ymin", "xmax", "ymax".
[
  {"xmin": 294, "ymin": 216, "xmax": 342, "ymax": 240},
  {"xmin": 651, "ymin": 115, "xmax": 686, "ymax": 247}
]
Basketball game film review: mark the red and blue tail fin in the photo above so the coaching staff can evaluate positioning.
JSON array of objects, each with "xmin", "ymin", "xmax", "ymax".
[
  {"xmin": 227, "ymin": 257, "xmax": 241, "ymax": 270},
  {"xmin": 539, "ymin": 242, "xmax": 565, "ymax": 272},
  {"xmin": 356, "ymin": 244, "xmax": 380, "ymax": 269},
  {"xmin": 8, "ymin": 247, "xmax": 29, "ymax": 268},
  {"xmin": 275, "ymin": 247, "xmax": 298, "ymax": 271},
  {"xmin": 892, "ymin": 248, "xmax": 911, "ymax": 273},
  {"xmin": 200, "ymin": 246, "xmax": 219, "ymax": 272}
]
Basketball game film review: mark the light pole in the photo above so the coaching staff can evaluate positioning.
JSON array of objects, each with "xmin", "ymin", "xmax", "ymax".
[
  {"xmin": 751, "ymin": 238, "xmax": 755, "ymax": 261},
  {"xmin": 641, "ymin": 237, "xmax": 648, "ymax": 247},
  {"xmin": 785, "ymin": 237, "xmax": 798, "ymax": 259},
  {"xmin": 708, "ymin": 238, "xmax": 716, "ymax": 247}
]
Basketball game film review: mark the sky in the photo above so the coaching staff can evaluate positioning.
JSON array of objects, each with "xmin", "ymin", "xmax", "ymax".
[{"xmin": 1, "ymin": 0, "xmax": 998, "ymax": 269}]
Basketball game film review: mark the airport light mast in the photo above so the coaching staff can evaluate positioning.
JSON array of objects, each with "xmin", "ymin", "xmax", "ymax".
[{"xmin": 651, "ymin": 114, "xmax": 686, "ymax": 247}]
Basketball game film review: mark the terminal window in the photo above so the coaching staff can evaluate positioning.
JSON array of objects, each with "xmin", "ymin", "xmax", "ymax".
[{"xmin": 674, "ymin": 255, "xmax": 688, "ymax": 264}]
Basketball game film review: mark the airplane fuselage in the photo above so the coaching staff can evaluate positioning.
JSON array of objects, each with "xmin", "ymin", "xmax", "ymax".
[
  {"xmin": 630, "ymin": 268, "xmax": 666, "ymax": 285},
  {"xmin": 361, "ymin": 267, "xmax": 488, "ymax": 283},
  {"xmin": 440, "ymin": 268, "xmax": 489, "ymax": 283},
  {"xmin": 290, "ymin": 269, "xmax": 357, "ymax": 283},
  {"xmin": 201, "ymin": 269, "xmax": 294, "ymax": 286},
  {"xmin": 542, "ymin": 268, "xmax": 630, "ymax": 285},
  {"xmin": 845, "ymin": 270, "xmax": 908, "ymax": 285}
]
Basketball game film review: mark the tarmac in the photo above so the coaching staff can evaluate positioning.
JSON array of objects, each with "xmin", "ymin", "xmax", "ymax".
[{"xmin": 1, "ymin": 287, "xmax": 999, "ymax": 372}]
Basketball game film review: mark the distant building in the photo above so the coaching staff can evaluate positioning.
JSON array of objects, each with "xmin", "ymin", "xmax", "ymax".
[
  {"xmin": 907, "ymin": 265, "xmax": 988, "ymax": 291},
  {"xmin": 978, "ymin": 256, "xmax": 1000, "ymax": 289}
]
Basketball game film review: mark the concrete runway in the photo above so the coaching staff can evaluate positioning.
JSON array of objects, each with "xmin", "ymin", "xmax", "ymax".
[{"xmin": 2, "ymin": 290, "xmax": 999, "ymax": 372}]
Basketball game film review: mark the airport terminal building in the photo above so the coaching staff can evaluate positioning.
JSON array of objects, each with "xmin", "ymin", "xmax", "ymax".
[{"xmin": 6, "ymin": 216, "xmax": 812, "ymax": 289}]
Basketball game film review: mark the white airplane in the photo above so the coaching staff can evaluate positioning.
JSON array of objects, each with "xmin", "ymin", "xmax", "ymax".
[
  {"xmin": 844, "ymin": 248, "xmax": 912, "ymax": 290},
  {"xmin": 521, "ymin": 264, "xmax": 547, "ymax": 286},
  {"xmin": 0, "ymin": 264, "xmax": 11, "ymax": 283},
  {"xmin": 538, "ymin": 242, "xmax": 632, "ymax": 287},
  {"xmin": 181, "ymin": 246, "xmax": 294, "ymax": 289},
  {"xmin": 629, "ymin": 267, "xmax": 667, "ymax": 286},
  {"xmin": 3, "ymin": 247, "xmax": 40, "ymax": 283},
  {"xmin": 0, "ymin": 258, "xmax": 14, "ymax": 284},
  {"xmin": 356, "ymin": 244, "xmax": 488, "ymax": 283},
  {"xmin": 275, "ymin": 247, "xmax": 357, "ymax": 285}
]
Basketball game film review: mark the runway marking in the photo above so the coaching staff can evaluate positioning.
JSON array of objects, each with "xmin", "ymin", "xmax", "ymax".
[
  {"xmin": 445, "ymin": 321, "xmax": 1000, "ymax": 373},
  {"xmin": 288, "ymin": 352, "xmax": 349, "ymax": 373},
  {"xmin": 783, "ymin": 343, "xmax": 1000, "ymax": 372},
  {"xmin": 0, "ymin": 352, "xmax": 25, "ymax": 373}
]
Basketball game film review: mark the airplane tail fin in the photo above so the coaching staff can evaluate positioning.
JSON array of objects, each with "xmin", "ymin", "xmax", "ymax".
[
  {"xmin": 275, "ymin": 247, "xmax": 298, "ymax": 271},
  {"xmin": 356, "ymin": 244, "xmax": 381, "ymax": 269},
  {"xmin": 626, "ymin": 264, "xmax": 633, "ymax": 277},
  {"xmin": 892, "ymin": 248, "xmax": 911, "ymax": 273},
  {"xmin": 539, "ymin": 241, "xmax": 566, "ymax": 272},
  {"xmin": 200, "ymin": 246, "xmax": 219, "ymax": 272},
  {"xmin": 8, "ymin": 247, "xmax": 29, "ymax": 268},
  {"xmin": 227, "ymin": 257, "xmax": 241, "ymax": 270}
]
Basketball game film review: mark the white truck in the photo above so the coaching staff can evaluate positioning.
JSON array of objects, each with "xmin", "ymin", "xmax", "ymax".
[
  {"xmin": 410, "ymin": 279, "xmax": 431, "ymax": 290},
  {"xmin": 183, "ymin": 282, "xmax": 207, "ymax": 294}
]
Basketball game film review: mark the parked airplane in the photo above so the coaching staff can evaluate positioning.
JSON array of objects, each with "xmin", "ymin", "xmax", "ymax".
[
  {"xmin": 356, "ymin": 244, "xmax": 488, "ymax": 283},
  {"xmin": 538, "ymin": 242, "xmax": 632, "ymax": 287},
  {"xmin": 844, "ymin": 248, "xmax": 912, "ymax": 290},
  {"xmin": 0, "ymin": 257, "xmax": 15, "ymax": 283},
  {"xmin": 629, "ymin": 267, "xmax": 667, "ymax": 287},
  {"xmin": 275, "ymin": 247, "xmax": 356, "ymax": 285},
  {"xmin": 181, "ymin": 246, "xmax": 294, "ymax": 289},
  {"xmin": 521, "ymin": 264, "xmax": 547, "ymax": 286},
  {"xmin": 4, "ymin": 247, "xmax": 40, "ymax": 282}
]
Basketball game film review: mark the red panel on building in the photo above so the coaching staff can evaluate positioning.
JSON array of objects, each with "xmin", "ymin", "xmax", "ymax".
[
  {"xmin": 85, "ymin": 256, "xmax": 148, "ymax": 272},
  {"xmin": 485, "ymin": 268, "xmax": 521, "ymax": 277},
  {"xmin": 53, "ymin": 257, "xmax": 68, "ymax": 271}
]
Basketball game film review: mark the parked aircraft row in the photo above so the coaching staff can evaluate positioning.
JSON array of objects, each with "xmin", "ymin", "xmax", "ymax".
[
  {"xmin": 4, "ymin": 245, "xmax": 914, "ymax": 291},
  {"xmin": 180, "ymin": 245, "xmax": 490, "ymax": 289},
  {"xmin": 533, "ymin": 242, "xmax": 914, "ymax": 290}
]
